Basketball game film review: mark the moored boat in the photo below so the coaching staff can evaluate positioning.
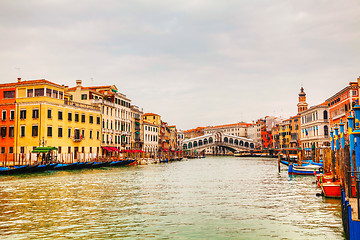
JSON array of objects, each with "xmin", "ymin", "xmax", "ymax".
[{"xmin": 288, "ymin": 164, "xmax": 322, "ymax": 175}]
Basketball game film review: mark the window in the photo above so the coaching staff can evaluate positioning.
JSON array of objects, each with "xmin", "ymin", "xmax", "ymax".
[
  {"xmin": 53, "ymin": 90, "xmax": 58, "ymax": 98},
  {"xmin": 81, "ymin": 129, "xmax": 85, "ymax": 139},
  {"xmin": 68, "ymin": 112, "xmax": 72, "ymax": 121},
  {"xmin": 97, "ymin": 131, "xmax": 100, "ymax": 140},
  {"xmin": 1, "ymin": 126, "xmax": 6, "ymax": 137},
  {"xmin": 32, "ymin": 109, "xmax": 39, "ymax": 119},
  {"xmin": 353, "ymin": 90, "xmax": 358, "ymax": 96},
  {"xmin": 20, "ymin": 126, "xmax": 25, "ymax": 137},
  {"xmin": 9, "ymin": 147, "xmax": 13, "ymax": 154},
  {"xmin": 97, "ymin": 116, "xmax": 100, "ymax": 124},
  {"xmin": 3, "ymin": 91, "xmax": 15, "ymax": 99},
  {"xmin": 47, "ymin": 109, "xmax": 52, "ymax": 119},
  {"xmin": 20, "ymin": 147, "xmax": 25, "ymax": 153},
  {"xmin": 32, "ymin": 125, "xmax": 38, "ymax": 137},
  {"xmin": 89, "ymin": 115, "xmax": 93, "ymax": 124},
  {"xmin": 27, "ymin": 89, "xmax": 34, "ymax": 97},
  {"xmin": 58, "ymin": 127, "xmax": 63, "ymax": 137},
  {"xmin": 74, "ymin": 129, "xmax": 80, "ymax": 140},
  {"xmin": 70, "ymin": 95, "xmax": 73, "ymax": 100},
  {"xmin": 58, "ymin": 111, "xmax": 63, "ymax": 120},
  {"xmin": 324, "ymin": 126, "xmax": 329, "ymax": 136},
  {"xmin": 47, "ymin": 126, "xmax": 52, "ymax": 137},
  {"xmin": 68, "ymin": 147, "xmax": 71, "ymax": 153},
  {"xmin": 2, "ymin": 110, "xmax": 6, "ymax": 121},
  {"xmin": 9, "ymin": 126, "xmax": 14, "ymax": 138},
  {"xmin": 75, "ymin": 113, "xmax": 79, "ymax": 122},
  {"xmin": 81, "ymin": 94, "xmax": 87, "ymax": 100},
  {"xmin": 1, "ymin": 147, "xmax": 4, "ymax": 154},
  {"xmin": 58, "ymin": 146, "xmax": 62, "ymax": 154},
  {"xmin": 68, "ymin": 128, "xmax": 71, "ymax": 138},
  {"xmin": 59, "ymin": 91, "xmax": 63, "ymax": 99},
  {"xmin": 81, "ymin": 114, "xmax": 85, "ymax": 123},
  {"xmin": 10, "ymin": 110, "xmax": 14, "ymax": 120},
  {"xmin": 90, "ymin": 130, "xmax": 93, "ymax": 139},
  {"xmin": 35, "ymin": 88, "xmax": 44, "ymax": 97},
  {"xmin": 46, "ymin": 88, "xmax": 52, "ymax": 97}
]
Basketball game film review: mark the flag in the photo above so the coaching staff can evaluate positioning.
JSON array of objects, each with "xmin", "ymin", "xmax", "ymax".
[{"xmin": 305, "ymin": 129, "xmax": 308, "ymax": 136}]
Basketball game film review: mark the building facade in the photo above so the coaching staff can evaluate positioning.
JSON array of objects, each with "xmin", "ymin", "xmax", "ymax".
[
  {"xmin": 12, "ymin": 79, "xmax": 101, "ymax": 161},
  {"xmin": 325, "ymin": 79, "xmax": 359, "ymax": 135},
  {"xmin": 130, "ymin": 105, "xmax": 143, "ymax": 150},
  {"xmin": 143, "ymin": 121, "xmax": 159, "ymax": 153},
  {"xmin": 67, "ymin": 80, "xmax": 132, "ymax": 154},
  {"xmin": 300, "ymin": 103, "xmax": 330, "ymax": 149}
]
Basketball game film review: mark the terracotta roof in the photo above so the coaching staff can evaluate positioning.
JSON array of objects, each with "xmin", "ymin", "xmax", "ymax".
[
  {"xmin": 68, "ymin": 86, "xmax": 112, "ymax": 91},
  {"xmin": 207, "ymin": 122, "xmax": 252, "ymax": 129},
  {"xmin": 0, "ymin": 79, "xmax": 64, "ymax": 88},
  {"xmin": 144, "ymin": 113, "xmax": 160, "ymax": 117}
]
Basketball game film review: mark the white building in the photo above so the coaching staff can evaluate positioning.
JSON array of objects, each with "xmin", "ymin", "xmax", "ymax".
[
  {"xmin": 143, "ymin": 121, "xmax": 159, "ymax": 153},
  {"xmin": 203, "ymin": 123, "xmax": 250, "ymax": 137},
  {"xmin": 300, "ymin": 103, "xmax": 330, "ymax": 149},
  {"xmin": 246, "ymin": 119, "xmax": 265, "ymax": 147}
]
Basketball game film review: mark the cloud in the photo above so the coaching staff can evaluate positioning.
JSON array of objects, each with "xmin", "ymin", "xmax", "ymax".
[{"xmin": 0, "ymin": 0, "xmax": 359, "ymax": 129}]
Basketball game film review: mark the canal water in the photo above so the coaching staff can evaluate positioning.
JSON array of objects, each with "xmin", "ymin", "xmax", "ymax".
[{"xmin": 0, "ymin": 156, "xmax": 343, "ymax": 239}]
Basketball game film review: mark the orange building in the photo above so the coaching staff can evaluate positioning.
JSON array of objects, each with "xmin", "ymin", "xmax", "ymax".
[
  {"xmin": 0, "ymin": 83, "xmax": 16, "ymax": 163},
  {"xmin": 326, "ymin": 79, "xmax": 359, "ymax": 132}
]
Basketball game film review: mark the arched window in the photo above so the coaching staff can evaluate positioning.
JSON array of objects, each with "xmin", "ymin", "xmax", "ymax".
[
  {"xmin": 234, "ymin": 139, "xmax": 239, "ymax": 145},
  {"xmin": 209, "ymin": 137, "xmax": 213, "ymax": 143},
  {"xmin": 199, "ymin": 140, "xmax": 203, "ymax": 146},
  {"xmin": 323, "ymin": 110, "xmax": 328, "ymax": 120},
  {"xmin": 183, "ymin": 144, "xmax": 187, "ymax": 150},
  {"xmin": 224, "ymin": 137, "xmax": 228, "ymax": 143},
  {"xmin": 240, "ymin": 141, "xmax": 244, "ymax": 146},
  {"xmin": 324, "ymin": 125, "xmax": 329, "ymax": 136},
  {"xmin": 250, "ymin": 143, "xmax": 254, "ymax": 148},
  {"xmin": 245, "ymin": 142, "xmax": 249, "ymax": 147},
  {"xmin": 204, "ymin": 138, "xmax": 208, "ymax": 145},
  {"xmin": 229, "ymin": 138, "xmax": 233, "ymax": 144},
  {"xmin": 193, "ymin": 141, "xmax": 198, "ymax": 147},
  {"xmin": 188, "ymin": 142, "xmax": 192, "ymax": 148}
]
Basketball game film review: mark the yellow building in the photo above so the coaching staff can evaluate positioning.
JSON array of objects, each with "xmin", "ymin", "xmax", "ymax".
[
  {"xmin": 279, "ymin": 119, "xmax": 291, "ymax": 149},
  {"xmin": 15, "ymin": 79, "xmax": 101, "ymax": 161},
  {"xmin": 143, "ymin": 113, "xmax": 161, "ymax": 126},
  {"xmin": 67, "ymin": 80, "xmax": 132, "ymax": 153}
]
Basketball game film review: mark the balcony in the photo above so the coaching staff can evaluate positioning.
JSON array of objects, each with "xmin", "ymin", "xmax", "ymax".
[{"xmin": 73, "ymin": 138, "xmax": 82, "ymax": 142}]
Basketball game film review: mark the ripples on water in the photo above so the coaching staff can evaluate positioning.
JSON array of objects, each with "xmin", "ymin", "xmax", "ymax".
[{"xmin": 0, "ymin": 156, "xmax": 344, "ymax": 239}]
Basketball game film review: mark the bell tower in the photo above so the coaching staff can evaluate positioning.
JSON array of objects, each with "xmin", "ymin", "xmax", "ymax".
[{"xmin": 297, "ymin": 87, "xmax": 308, "ymax": 114}]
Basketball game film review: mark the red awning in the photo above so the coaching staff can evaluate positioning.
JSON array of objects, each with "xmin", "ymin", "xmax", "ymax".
[
  {"xmin": 110, "ymin": 147, "xmax": 120, "ymax": 152},
  {"xmin": 102, "ymin": 146, "xmax": 112, "ymax": 151}
]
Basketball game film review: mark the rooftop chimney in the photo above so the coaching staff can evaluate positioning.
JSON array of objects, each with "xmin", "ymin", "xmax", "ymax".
[
  {"xmin": 76, "ymin": 80, "xmax": 82, "ymax": 87},
  {"xmin": 17, "ymin": 77, "xmax": 21, "ymax": 83}
]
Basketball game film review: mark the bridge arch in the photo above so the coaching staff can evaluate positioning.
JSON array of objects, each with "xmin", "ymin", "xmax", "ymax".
[
  {"xmin": 209, "ymin": 137, "xmax": 213, "ymax": 143},
  {"xmin": 240, "ymin": 140, "xmax": 244, "ymax": 146},
  {"xmin": 199, "ymin": 140, "xmax": 203, "ymax": 146},
  {"xmin": 245, "ymin": 142, "xmax": 249, "ymax": 148},
  {"xmin": 188, "ymin": 142, "xmax": 192, "ymax": 148},
  {"xmin": 183, "ymin": 144, "xmax": 187, "ymax": 150},
  {"xmin": 250, "ymin": 143, "xmax": 254, "ymax": 148}
]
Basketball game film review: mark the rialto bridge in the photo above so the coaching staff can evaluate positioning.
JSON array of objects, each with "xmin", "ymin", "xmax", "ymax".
[{"xmin": 182, "ymin": 132, "xmax": 255, "ymax": 154}]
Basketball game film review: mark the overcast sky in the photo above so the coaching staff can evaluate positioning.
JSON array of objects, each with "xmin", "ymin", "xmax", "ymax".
[{"xmin": 0, "ymin": 0, "xmax": 359, "ymax": 130}]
